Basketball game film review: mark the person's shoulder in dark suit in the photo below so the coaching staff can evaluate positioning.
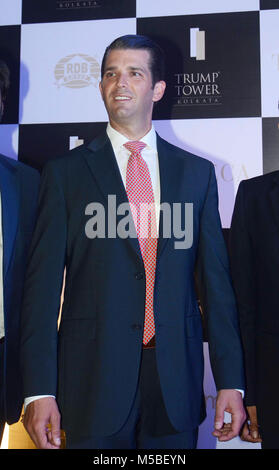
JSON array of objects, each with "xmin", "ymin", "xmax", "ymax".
[
  {"xmin": 157, "ymin": 133, "xmax": 213, "ymax": 168},
  {"xmin": 0, "ymin": 152, "xmax": 40, "ymax": 181},
  {"xmin": 0, "ymin": 154, "xmax": 40, "ymax": 225},
  {"xmin": 238, "ymin": 170, "xmax": 279, "ymax": 194}
]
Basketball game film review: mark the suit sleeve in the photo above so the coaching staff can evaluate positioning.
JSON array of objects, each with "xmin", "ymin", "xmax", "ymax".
[
  {"xmin": 20, "ymin": 165, "xmax": 41, "ymax": 244},
  {"xmin": 229, "ymin": 181, "xmax": 257, "ymax": 405},
  {"xmin": 195, "ymin": 163, "xmax": 245, "ymax": 392},
  {"xmin": 20, "ymin": 160, "xmax": 67, "ymax": 398}
]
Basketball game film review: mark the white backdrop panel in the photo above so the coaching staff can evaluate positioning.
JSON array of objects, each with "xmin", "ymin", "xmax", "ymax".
[
  {"xmin": 154, "ymin": 118, "xmax": 263, "ymax": 228},
  {"xmin": 137, "ymin": 0, "xmax": 260, "ymax": 17},
  {"xmin": 19, "ymin": 18, "xmax": 136, "ymax": 124},
  {"xmin": 260, "ymin": 9, "xmax": 279, "ymax": 117},
  {"xmin": 0, "ymin": 0, "xmax": 21, "ymax": 26}
]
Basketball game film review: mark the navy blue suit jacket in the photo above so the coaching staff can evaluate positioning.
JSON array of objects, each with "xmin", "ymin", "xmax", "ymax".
[
  {"xmin": 0, "ymin": 154, "xmax": 39, "ymax": 424},
  {"xmin": 20, "ymin": 132, "xmax": 244, "ymax": 440}
]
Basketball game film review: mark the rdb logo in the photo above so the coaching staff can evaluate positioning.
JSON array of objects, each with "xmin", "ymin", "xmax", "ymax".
[{"xmin": 54, "ymin": 53, "xmax": 100, "ymax": 89}]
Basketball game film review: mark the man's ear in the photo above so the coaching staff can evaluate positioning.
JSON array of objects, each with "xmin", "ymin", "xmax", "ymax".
[{"xmin": 152, "ymin": 81, "xmax": 166, "ymax": 103}]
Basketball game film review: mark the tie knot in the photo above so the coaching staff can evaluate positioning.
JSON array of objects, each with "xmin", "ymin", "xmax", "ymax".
[{"xmin": 124, "ymin": 141, "xmax": 146, "ymax": 155}]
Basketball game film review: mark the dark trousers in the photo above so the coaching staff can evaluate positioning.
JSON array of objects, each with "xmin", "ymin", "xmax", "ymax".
[
  {"xmin": 261, "ymin": 425, "xmax": 279, "ymax": 449},
  {"xmin": 0, "ymin": 339, "xmax": 5, "ymax": 445},
  {"xmin": 67, "ymin": 348, "xmax": 198, "ymax": 449}
]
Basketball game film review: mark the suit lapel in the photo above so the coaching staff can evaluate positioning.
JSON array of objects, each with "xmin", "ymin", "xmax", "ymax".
[
  {"xmin": 83, "ymin": 133, "xmax": 142, "ymax": 261},
  {"xmin": 156, "ymin": 134, "xmax": 187, "ymax": 259},
  {"xmin": 0, "ymin": 157, "xmax": 20, "ymax": 281},
  {"xmin": 83, "ymin": 132, "xmax": 194, "ymax": 261},
  {"xmin": 269, "ymin": 172, "xmax": 279, "ymax": 233}
]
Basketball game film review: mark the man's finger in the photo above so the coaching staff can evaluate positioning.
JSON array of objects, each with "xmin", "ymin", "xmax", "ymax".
[
  {"xmin": 213, "ymin": 390, "xmax": 246, "ymax": 442},
  {"xmin": 48, "ymin": 412, "xmax": 61, "ymax": 447},
  {"xmin": 23, "ymin": 397, "xmax": 61, "ymax": 449},
  {"xmin": 250, "ymin": 425, "xmax": 260, "ymax": 440},
  {"xmin": 245, "ymin": 406, "xmax": 261, "ymax": 442},
  {"xmin": 214, "ymin": 404, "xmax": 225, "ymax": 433},
  {"xmin": 217, "ymin": 410, "xmax": 244, "ymax": 441},
  {"xmin": 231, "ymin": 409, "xmax": 244, "ymax": 435},
  {"xmin": 240, "ymin": 422, "xmax": 250, "ymax": 441},
  {"xmin": 29, "ymin": 420, "xmax": 50, "ymax": 449}
]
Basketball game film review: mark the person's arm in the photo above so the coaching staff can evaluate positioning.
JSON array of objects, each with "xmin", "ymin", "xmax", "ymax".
[
  {"xmin": 20, "ymin": 160, "xmax": 67, "ymax": 449},
  {"xmin": 195, "ymin": 163, "xmax": 246, "ymax": 440},
  {"xmin": 229, "ymin": 181, "xmax": 260, "ymax": 442},
  {"xmin": 240, "ymin": 405, "xmax": 261, "ymax": 443}
]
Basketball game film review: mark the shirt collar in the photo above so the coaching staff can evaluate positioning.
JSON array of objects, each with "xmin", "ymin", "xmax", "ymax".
[{"xmin": 106, "ymin": 123, "xmax": 157, "ymax": 153}]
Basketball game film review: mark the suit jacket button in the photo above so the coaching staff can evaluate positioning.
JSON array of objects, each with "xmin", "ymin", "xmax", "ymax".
[{"xmin": 135, "ymin": 272, "xmax": 144, "ymax": 280}]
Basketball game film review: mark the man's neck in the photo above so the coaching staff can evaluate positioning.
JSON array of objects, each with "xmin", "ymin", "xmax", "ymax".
[{"xmin": 108, "ymin": 119, "xmax": 152, "ymax": 141}]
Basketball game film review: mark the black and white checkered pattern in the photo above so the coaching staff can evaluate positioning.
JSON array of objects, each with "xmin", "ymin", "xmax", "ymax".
[{"xmin": 1, "ymin": 0, "xmax": 278, "ymax": 229}]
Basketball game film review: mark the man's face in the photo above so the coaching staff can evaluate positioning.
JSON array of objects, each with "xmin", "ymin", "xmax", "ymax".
[{"xmin": 99, "ymin": 48, "xmax": 165, "ymax": 131}]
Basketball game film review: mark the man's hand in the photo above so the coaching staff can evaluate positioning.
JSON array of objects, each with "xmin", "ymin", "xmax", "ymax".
[
  {"xmin": 23, "ymin": 397, "xmax": 61, "ymax": 449},
  {"xmin": 241, "ymin": 405, "xmax": 262, "ymax": 443},
  {"xmin": 212, "ymin": 389, "xmax": 246, "ymax": 441}
]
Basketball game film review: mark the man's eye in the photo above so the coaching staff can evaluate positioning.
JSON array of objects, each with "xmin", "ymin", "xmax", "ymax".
[{"xmin": 105, "ymin": 72, "xmax": 115, "ymax": 78}]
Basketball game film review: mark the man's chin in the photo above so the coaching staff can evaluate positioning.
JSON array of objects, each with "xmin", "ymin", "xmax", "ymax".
[{"xmin": 110, "ymin": 109, "xmax": 134, "ymax": 123}]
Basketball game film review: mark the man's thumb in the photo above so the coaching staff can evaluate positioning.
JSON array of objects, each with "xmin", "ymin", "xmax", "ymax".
[
  {"xmin": 214, "ymin": 411, "xmax": 224, "ymax": 430},
  {"xmin": 50, "ymin": 414, "xmax": 61, "ymax": 446}
]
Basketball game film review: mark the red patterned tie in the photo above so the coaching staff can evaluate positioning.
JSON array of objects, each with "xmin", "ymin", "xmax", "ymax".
[{"xmin": 124, "ymin": 141, "xmax": 157, "ymax": 345}]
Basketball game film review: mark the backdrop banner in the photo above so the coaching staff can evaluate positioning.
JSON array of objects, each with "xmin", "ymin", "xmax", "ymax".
[{"xmin": 1, "ymin": 0, "xmax": 276, "ymax": 450}]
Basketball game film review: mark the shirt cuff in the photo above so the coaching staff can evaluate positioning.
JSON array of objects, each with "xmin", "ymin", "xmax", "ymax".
[
  {"xmin": 24, "ymin": 395, "xmax": 56, "ymax": 411},
  {"xmin": 235, "ymin": 389, "xmax": 244, "ymax": 398}
]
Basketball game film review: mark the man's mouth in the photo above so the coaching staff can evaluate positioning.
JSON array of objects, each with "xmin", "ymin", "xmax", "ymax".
[{"xmin": 114, "ymin": 95, "xmax": 131, "ymax": 101}]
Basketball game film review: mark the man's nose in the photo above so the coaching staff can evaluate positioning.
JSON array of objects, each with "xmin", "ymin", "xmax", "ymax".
[{"xmin": 116, "ymin": 73, "xmax": 128, "ymax": 87}]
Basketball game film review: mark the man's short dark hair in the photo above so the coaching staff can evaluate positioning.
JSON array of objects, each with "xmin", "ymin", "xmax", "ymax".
[
  {"xmin": 101, "ymin": 34, "xmax": 165, "ymax": 87},
  {"xmin": 0, "ymin": 60, "xmax": 10, "ymax": 102}
]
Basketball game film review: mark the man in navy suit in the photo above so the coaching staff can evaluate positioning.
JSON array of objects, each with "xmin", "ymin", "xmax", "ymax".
[
  {"xmin": 21, "ymin": 35, "xmax": 245, "ymax": 449},
  {"xmin": 0, "ymin": 60, "xmax": 40, "ymax": 444},
  {"xmin": 230, "ymin": 173, "xmax": 279, "ymax": 448}
]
